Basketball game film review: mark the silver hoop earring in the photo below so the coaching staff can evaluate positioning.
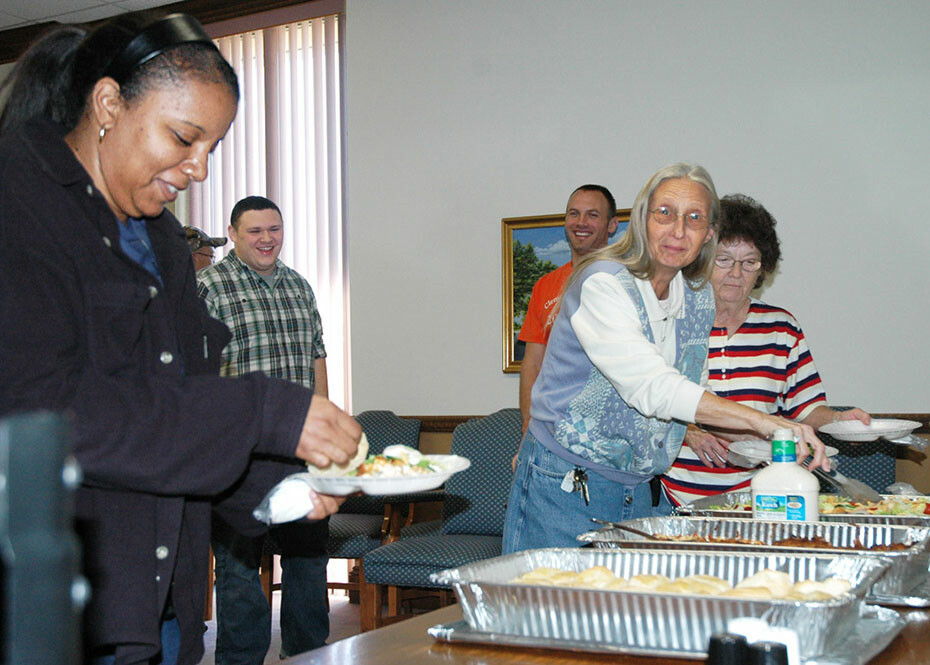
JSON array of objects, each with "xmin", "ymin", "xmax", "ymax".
[{"xmin": 99, "ymin": 126, "xmax": 107, "ymax": 142}]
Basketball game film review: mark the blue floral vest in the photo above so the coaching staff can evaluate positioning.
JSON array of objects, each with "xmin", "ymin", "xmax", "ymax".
[{"xmin": 544, "ymin": 264, "xmax": 714, "ymax": 482}]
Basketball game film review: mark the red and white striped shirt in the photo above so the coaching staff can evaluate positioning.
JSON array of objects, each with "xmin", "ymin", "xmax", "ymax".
[{"xmin": 660, "ymin": 299, "xmax": 827, "ymax": 506}]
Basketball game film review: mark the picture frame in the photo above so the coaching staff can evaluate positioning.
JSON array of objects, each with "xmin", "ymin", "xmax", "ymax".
[{"xmin": 502, "ymin": 209, "xmax": 631, "ymax": 373}]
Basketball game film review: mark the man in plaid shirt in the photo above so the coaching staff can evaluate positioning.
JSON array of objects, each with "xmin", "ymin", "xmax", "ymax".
[{"xmin": 198, "ymin": 196, "xmax": 330, "ymax": 664}]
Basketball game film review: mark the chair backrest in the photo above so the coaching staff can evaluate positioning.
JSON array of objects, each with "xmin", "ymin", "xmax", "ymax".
[
  {"xmin": 343, "ymin": 410, "xmax": 421, "ymax": 514},
  {"xmin": 822, "ymin": 407, "xmax": 897, "ymax": 492},
  {"xmin": 820, "ymin": 433, "xmax": 897, "ymax": 493},
  {"xmin": 355, "ymin": 410, "xmax": 422, "ymax": 455},
  {"xmin": 442, "ymin": 408, "xmax": 522, "ymax": 536}
]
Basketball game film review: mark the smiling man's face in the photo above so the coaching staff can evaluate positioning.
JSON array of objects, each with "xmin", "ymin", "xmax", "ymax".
[
  {"xmin": 564, "ymin": 189, "xmax": 617, "ymax": 262},
  {"xmin": 229, "ymin": 208, "xmax": 283, "ymax": 275}
]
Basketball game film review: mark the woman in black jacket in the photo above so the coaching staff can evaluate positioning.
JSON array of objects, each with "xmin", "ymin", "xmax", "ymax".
[{"xmin": 0, "ymin": 13, "xmax": 360, "ymax": 665}]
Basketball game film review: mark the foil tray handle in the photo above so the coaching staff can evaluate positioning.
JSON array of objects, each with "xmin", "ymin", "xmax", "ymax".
[{"xmin": 430, "ymin": 566, "xmax": 462, "ymax": 586}]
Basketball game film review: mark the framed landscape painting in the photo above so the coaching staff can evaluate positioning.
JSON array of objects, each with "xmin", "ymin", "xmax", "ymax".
[{"xmin": 501, "ymin": 209, "xmax": 630, "ymax": 372}]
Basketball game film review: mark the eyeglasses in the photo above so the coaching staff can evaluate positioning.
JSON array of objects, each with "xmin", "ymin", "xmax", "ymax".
[
  {"xmin": 193, "ymin": 249, "xmax": 215, "ymax": 264},
  {"xmin": 649, "ymin": 206, "xmax": 709, "ymax": 229},
  {"xmin": 714, "ymin": 256, "xmax": 762, "ymax": 272}
]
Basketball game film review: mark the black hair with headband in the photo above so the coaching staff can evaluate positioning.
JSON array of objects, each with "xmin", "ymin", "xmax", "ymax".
[
  {"xmin": 104, "ymin": 14, "xmax": 215, "ymax": 85},
  {"xmin": 0, "ymin": 11, "xmax": 240, "ymax": 132}
]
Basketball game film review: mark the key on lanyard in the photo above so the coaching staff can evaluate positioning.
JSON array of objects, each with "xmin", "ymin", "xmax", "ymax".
[
  {"xmin": 560, "ymin": 468, "xmax": 590, "ymax": 505},
  {"xmin": 574, "ymin": 468, "xmax": 589, "ymax": 506}
]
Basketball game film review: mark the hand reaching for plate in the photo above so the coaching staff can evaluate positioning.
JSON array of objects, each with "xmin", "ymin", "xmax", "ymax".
[
  {"xmin": 684, "ymin": 424, "xmax": 729, "ymax": 468},
  {"xmin": 295, "ymin": 395, "xmax": 362, "ymax": 469},
  {"xmin": 306, "ymin": 433, "xmax": 369, "ymax": 476},
  {"xmin": 832, "ymin": 407, "xmax": 871, "ymax": 426}
]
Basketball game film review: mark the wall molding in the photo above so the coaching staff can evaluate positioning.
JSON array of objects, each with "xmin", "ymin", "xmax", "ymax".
[{"xmin": 404, "ymin": 416, "xmax": 483, "ymax": 434}]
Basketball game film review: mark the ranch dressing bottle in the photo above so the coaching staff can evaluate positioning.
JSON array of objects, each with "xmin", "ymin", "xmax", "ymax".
[{"xmin": 751, "ymin": 428, "xmax": 819, "ymax": 522}]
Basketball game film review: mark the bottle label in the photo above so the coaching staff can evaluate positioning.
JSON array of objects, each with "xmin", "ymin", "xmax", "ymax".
[
  {"xmin": 754, "ymin": 494, "xmax": 785, "ymax": 517},
  {"xmin": 771, "ymin": 439, "xmax": 797, "ymax": 463},
  {"xmin": 785, "ymin": 495, "xmax": 807, "ymax": 521},
  {"xmin": 753, "ymin": 493, "xmax": 808, "ymax": 521}
]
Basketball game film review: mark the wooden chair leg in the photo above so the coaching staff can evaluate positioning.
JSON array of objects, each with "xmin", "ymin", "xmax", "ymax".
[
  {"xmin": 387, "ymin": 585, "xmax": 401, "ymax": 618},
  {"xmin": 359, "ymin": 563, "xmax": 383, "ymax": 632},
  {"xmin": 259, "ymin": 552, "xmax": 273, "ymax": 606},
  {"xmin": 203, "ymin": 547, "xmax": 214, "ymax": 621},
  {"xmin": 348, "ymin": 559, "xmax": 361, "ymax": 604}
]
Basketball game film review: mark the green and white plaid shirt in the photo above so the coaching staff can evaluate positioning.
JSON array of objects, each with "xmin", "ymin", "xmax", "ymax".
[{"xmin": 197, "ymin": 250, "xmax": 326, "ymax": 391}]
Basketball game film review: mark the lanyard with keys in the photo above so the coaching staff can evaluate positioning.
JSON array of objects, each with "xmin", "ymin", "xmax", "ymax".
[{"xmin": 560, "ymin": 467, "xmax": 589, "ymax": 505}]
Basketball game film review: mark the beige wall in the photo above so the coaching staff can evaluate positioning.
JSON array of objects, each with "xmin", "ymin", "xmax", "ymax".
[{"xmin": 345, "ymin": 0, "xmax": 930, "ymax": 416}]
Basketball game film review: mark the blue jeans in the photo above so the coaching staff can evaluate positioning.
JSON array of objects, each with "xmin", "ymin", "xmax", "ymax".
[
  {"xmin": 212, "ymin": 518, "xmax": 329, "ymax": 665},
  {"xmin": 277, "ymin": 520, "xmax": 329, "ymax": 658},
  {"xmin": 502, "ymin": 432, "xmax": 654, "ymax": 553}
]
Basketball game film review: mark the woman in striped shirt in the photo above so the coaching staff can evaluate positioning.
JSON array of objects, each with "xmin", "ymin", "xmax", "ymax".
[{"xmin": 659, "ymin": 194, "xmax": 871, "ymax": 508}]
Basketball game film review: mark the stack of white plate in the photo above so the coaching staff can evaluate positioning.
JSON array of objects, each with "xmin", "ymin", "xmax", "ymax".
[{"xmin": 819, "ymin": 419, "xmax": 922, "ymax": 443}]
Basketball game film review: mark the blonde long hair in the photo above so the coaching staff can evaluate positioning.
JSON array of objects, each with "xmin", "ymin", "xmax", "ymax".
[{"xmin": 573, "ymin": 162, "xmax": 720, "ymax": 289}]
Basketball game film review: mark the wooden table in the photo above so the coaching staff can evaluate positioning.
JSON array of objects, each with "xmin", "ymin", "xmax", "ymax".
[{"xmin": 284, "ymin": 604, "xmax": 930, "ymax": 665}]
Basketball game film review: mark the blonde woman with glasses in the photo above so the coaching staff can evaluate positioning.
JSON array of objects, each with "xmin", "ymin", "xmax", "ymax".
[
  {"xmin": 658, "ymin": 194, "xmax": 871, "ymax": 510},
  {"xmin": 503, "ymin": 167, "xmax": 833, "ymax": 553}
]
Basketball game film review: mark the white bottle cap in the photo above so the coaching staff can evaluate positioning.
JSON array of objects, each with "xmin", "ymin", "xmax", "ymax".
[{"xmin": 773, "ymin": 428, "xmax": 795, "ymax": 441}]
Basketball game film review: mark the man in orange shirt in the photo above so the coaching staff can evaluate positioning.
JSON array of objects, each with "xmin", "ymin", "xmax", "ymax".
[{"xmin": 516, "ymin": 185, "xmax": 618, "ymax": 452}]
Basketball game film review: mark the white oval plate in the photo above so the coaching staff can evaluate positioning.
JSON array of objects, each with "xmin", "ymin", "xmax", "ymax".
[
  {"xmin": 819, "ymin": 419, "xmax": 922, "ymax": 442},
  {"xmin": 728, "ymin": 439, "xmax": 839, "ymax": 465},
  {"xmin": 304, "ymin": 454, "xmax": 471, "ymax": 496}
]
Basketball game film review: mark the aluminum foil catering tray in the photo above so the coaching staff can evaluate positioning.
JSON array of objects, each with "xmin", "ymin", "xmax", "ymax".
[
  {"xmin": 577, "ymin": 516, "xmax": 930, "ymax": 600},
  {"xmin": 429, "ymin": 548, "xmax": 890, "ymax": 659},
  {"xmin": 676, "ymin": 490, "xmax": 930, "ymax": 527}
]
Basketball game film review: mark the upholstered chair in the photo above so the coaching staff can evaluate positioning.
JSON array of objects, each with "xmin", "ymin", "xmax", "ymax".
[{"xmin": 359, "ymin": 408, "xmax": 522, "ymax": 630}]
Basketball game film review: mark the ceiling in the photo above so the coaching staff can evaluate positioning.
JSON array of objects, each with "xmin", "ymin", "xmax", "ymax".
[
  {"xmin": 0, "ymin": 0, "xmax": 312, "ymax": 63},
  {"xmin": 0, "ymin": 0, "xmax": 178, "ymax": 31}
]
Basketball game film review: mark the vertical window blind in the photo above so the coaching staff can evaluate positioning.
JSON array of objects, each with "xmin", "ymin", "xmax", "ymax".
[{"xmin": 184, "ymin": 14, "xmax": 350, "ymax": 409}]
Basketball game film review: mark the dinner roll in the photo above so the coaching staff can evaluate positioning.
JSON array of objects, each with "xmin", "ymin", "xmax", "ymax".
[
  {"xmin": 681, "ymin": 574, "xmax": 732, "ymax": 593},
  {"xmin": 736, "ymin": 570, "xmax": 792, "ymax": 597},
  {"xmin": 792, "ymin": 580, "xmax": 829, "ymax": 596},
  {"xmin": 820, "ymin": 576, "xmax": 852, "ymax": 597},
  {"xmin": 787, "ymin": 588, "xmax": 833, "ymax": 602},
  {"xmin": 305, "ymin": 432, "xmax": 369, "ymax": 477},
  {"xmin": 627, "ymin": 574, "xmax": 669, "ymax": 590},
  {"xmin": 721, "ymin": 586, "xmax": 774, "ymax": 599},
  {"xmin": 511, "ymin": 566, "xmax": 563, "ymax": 584},
  {"xmin": 655, "ymin": 580, "xmax": 692, "ymax": 594},
  {"xmin": 551, "ymin": 571, "xmax": 582, "ymax": 586},
  {"xmin": 578, "ymin": 566, "xmax": 619, "ymax": 588}
]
